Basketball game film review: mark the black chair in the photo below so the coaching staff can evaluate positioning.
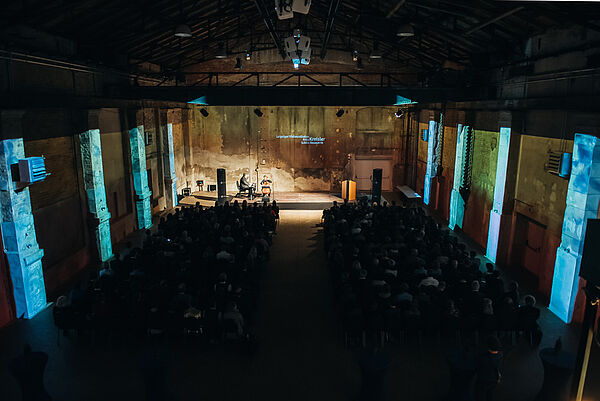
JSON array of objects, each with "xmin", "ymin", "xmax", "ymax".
[{"xmin": 235, "ymin": 181, "xmax": 255, "ymax": 199}]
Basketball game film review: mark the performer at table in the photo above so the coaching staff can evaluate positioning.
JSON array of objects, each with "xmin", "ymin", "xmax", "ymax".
[{"xmin": 260, "ymin": 174, "xmax": 272, "ymax": 199}]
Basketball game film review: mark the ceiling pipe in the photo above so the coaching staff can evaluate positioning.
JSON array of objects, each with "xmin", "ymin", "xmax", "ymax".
[{"xmin": 465, "ymin": 7, "xmax": 525, "ymax": 35}]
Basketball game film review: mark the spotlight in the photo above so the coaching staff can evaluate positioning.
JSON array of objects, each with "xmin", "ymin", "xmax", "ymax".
[
  {"xmin": 394, "ymin": 108, "xmax": 404, "ymax": 118},
  {"xmin": 336, "ymin": 109, "xmax": 345, "ymax": 118},
  {"xmin": 215, "ymin": 43, "xmax": 227, "ymax": 59},
  {"xmin": 356, "ymin": 57, "xmax": 364, "ymax": 70},
  {"xmin": 352, "ymin": 50, "xmax": 358, "ymax": 62},
  {"xmin": 174, "ymin": 24, "xmax": 192, "ymax": 38},
  {"xmin": 245, "ymin": 50, "xmax": 251, "ymax": 61},
  {"xmin": 397, "ymin": 24, "xmax": 415, "ymax": 37},
  {"xmin": 200, "ymin": 108, "xmax": 209, "ymax": 117},
  {"xmin": 234, "ymin": 57, "xmax": 243, "ymax": 69},
  {"xmin": 254, "ymin": 108, "xmax": 263, "ymax": 117}
]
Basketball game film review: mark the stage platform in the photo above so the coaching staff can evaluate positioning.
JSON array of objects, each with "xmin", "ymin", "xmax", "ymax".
[{"xmin": 179, "ymin": 191, "xmax": 347, "ymax": 210}]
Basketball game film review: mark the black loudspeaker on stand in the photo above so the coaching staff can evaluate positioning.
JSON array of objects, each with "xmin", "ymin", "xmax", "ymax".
[
  {"xmin": 217, "ymin": 168, "xmax": 227, "ymax": 204},
  {"xmin": 372, "ymin": 168, "xmax": 382, "ymax": 205}
]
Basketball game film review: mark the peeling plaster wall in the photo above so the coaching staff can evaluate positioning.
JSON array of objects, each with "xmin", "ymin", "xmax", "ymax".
[{"xmin": 186, "ymin": 106, "xmax": 404, "ymax": 193}]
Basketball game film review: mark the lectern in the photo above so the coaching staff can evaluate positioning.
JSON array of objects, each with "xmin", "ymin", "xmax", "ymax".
[{"xmin": 341, "ymin": 180, "xmax": 356, "ymax": 201}]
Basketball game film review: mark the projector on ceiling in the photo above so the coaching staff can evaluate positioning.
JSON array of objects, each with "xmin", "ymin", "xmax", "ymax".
[
  {"xmin": 275, "ymin": 0, "xmax": 311, "ymax": 20},
  {"xmin": 284, "ymin": 30, "xmax": 311, "ymax": 67}
]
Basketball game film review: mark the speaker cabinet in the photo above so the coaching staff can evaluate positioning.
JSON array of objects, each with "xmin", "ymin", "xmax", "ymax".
[
  {"xmin": 217, "ymin": 168, "xmax": 227, "ymax": 203},
  {"xmin": 372, "ymin": 168, "xmax": 382, "ymax": 205},
  {"xmin": 580, "ymin": 219, "xmax": 600, "ymax": 285}
]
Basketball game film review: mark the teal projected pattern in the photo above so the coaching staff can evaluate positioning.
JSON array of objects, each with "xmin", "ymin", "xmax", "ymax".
[
  {"xmin": 424, "ymin": 120, "xmax": 439, "ymax": 205},
  {"xmin": 486, "ymin": 127, "xmax": 511, "ymax": 263},
  {"xmin": 79, "ymin": 129, "xmax": 113, "ymax": 262},
  {"xmin": 129, "ymin": 126, "xmax": 152, "ymax": 229},
  {"xmin": 550, "ymin": 134, "xmax": 600, "ymax": 323},
  {"xmin": 449, "ymin": 124, "xmax": 467, "ymax": 230},
  {"xmin": 163, "ymin": 123, "xmax": 178, "ymax": 208},
  {"xmin": 0, "ymin": 139, "xmax": 46, "ymax": 318}
]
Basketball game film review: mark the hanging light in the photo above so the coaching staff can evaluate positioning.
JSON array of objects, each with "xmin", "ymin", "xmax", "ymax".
[
  {"xmin": 245, "ymin": 50, "xmax": 251, "ymax": 61},
  {"xmin": 254, "ymin": 108, "xmax": 263, "ymax": 117},
  {"xmin": 293, "ymin": 61, "xmax": 299, "ymax": 69},
  {"xmin": 397, "ymin": 24, "xmax": 415, "ymax": 37},
  {"xmin": 200, "ymin": 108, "xmax": 209, "ymax": 117},
  {"xmin": 356, "ymin": 57, "xmax": 364, "ymax": 70},
  {"xmin": 215, "ymin": 43, "xmax": 227, "ymax": 59},
  {"xmin": 174, "ymin": 24, "xmax": 192, "ymax": 38},
  {"xmin": 352, "ymin": 50, "xmax": 359, "ymax": 62},
  {"xmin": 394, "ymin": 108, "xmax": 404, "ymax": 118},
  {"xmin": 336, "ymin": 109, "xmax": 345, "ymax": 118},
  {"xmin": 234, "ymin": 57, "xmax": 243, "ymax": 69}
]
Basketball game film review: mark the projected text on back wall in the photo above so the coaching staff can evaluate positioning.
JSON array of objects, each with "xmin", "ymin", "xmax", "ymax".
[{"xmin": 276, "ymin": 135, "xmax": 326, "ymax": 145}]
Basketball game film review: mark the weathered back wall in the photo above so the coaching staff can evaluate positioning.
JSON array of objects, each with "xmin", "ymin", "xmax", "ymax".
[{"xmin": 186, "ymin": 106, "xmax": 406, "ymax": 193}]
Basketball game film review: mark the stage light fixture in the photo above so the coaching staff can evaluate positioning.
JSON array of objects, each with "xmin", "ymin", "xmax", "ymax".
[
  {"xmin": 352, "ymin": 50, "xmax": 359, "ymax": 62},
  {"xmin": 336, "ymin": 109, "xmax": 345, "ymax": 118},
  {"xmin": 200, "ymin": 108, "xmax": 209, "ymax": 117},
  {"xmin": 254, "ymin": 108, "xmax": 263, "ymax": 117},
  {"xmin": 397, "ymin": 24, "xmax": 415, "ymax": 37},
  {"xmin": 356, "ymin": 57, "xmax": 364, "ymax": 70},
  {"xmin": 174, "ymin": 24, "xmax": 192, "ymax": 38},
  {"xmin": 245, "ymin": 50, "xmax": 251, "ymax": 61},
  {"xmin": 394, "ymin": 108, "xmax": 404, "ymax": 118},
  {"xmin": 215, "ymin": 43, "xmax": 227, "ymax": 59},
  {"xmin": 234, "ymin": 57, "xmax": 243, "ymax": 69}
]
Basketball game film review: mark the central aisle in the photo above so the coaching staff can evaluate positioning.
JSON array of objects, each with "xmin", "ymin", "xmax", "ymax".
[{"xmin": 251, "ymin": 210, "xmax": 359, "ymax": 401}]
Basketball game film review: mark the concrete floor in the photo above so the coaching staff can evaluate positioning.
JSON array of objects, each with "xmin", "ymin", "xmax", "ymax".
[{"xmin": 0, "ymin": 210, "xmax": 587, "ymax": 401}]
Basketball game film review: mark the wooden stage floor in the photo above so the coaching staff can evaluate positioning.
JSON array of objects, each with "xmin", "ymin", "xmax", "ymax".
[{"xmin": 179, "ymin": 191, "xmax": 345, "ymax": 210}]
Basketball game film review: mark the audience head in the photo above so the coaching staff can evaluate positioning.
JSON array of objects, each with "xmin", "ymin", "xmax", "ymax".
[{"xmin": 524, "ymin": 295, "xmax": 536, "ymax": 306}]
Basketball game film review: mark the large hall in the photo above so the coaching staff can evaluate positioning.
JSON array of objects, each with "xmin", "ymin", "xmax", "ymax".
[{"xmin": 1, "ymin": 1, "xmax": 600, "ymax": 400}]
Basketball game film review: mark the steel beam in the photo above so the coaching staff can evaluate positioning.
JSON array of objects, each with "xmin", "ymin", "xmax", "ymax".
[
  {"xmin": 253, "ymin": 0, "xmax": 287, "ymax": 60},
  {"xmin": 320, "ymin": 0, "xmax": 343, "ymax": 60}
]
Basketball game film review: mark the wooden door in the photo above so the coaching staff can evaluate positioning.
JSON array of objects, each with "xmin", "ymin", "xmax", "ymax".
[
  {"xmin": 354, "ymin": 158, "xmax": 393, "ymax": 191},
  {"xmin": 522, "ymin": 219, "xmax": 545, "ymax": 276}
]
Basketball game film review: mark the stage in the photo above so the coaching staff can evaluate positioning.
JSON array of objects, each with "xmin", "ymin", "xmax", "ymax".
[{"xmin": 179, "ymin": 191, "xmax": 348, "ymax": 210}]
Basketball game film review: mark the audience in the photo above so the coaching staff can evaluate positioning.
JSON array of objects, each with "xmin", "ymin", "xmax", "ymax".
[
  {"xmin": 323, "ymin": 200, "xmax": 541, "ymax": 344},
  {"xmin": 53, "ymin": 200, "xmax": 276, "ymax": 344}
]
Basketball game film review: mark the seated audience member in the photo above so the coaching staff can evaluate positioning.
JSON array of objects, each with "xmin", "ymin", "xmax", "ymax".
[{"xmin": 222, "ymin": 302, "xmax": 245, "ymax": 337}]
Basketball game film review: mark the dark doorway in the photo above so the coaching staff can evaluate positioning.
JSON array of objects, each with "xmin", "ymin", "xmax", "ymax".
[{"xmin": 511, "ymin": 213, "xmax": 546, "ymax": 290}]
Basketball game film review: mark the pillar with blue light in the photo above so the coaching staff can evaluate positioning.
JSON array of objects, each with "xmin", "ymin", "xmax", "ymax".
[
  {"xmin": 163, "ymin": 123, "xmax": 178, "ymax": 208},
  {"xmin": 486, "ymin": 127, "xmax": 511, "ymax": 263},
  {"xmin": 129, "ymin": 125, "xmax": 152, "ymax": 229},
  {"xmin": 423, "ymin": 120, "xmax": 439, "ymax": 205},
  {"xmin": 550, "ymin": 134, "xmax": 600, "ymax": 323},
  {"xmin": 79, "ymin": 129, "xmax": 113, "ymax": 262},
  {"xmin": 449, "ymin": 124, "xmax": 466, "ymax": 230},
  {"xmin": 0, "ymin": 137, "xmax": 47, "ymax": 318}
]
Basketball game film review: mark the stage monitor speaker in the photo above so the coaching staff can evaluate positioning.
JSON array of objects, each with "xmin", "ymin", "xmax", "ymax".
[
  {"xmin": 580, "ymin": 219, "xmax": 600, "ymax": 285},
  {"xmin": 372, "ymin": 168, "xmax": 382, "ymax": 204},
  {"xmin": 217, "ymin": 168, "xmax": 227, "ymax": 203}
]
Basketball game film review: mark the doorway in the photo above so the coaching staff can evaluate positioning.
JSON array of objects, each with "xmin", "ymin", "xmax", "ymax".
[
  {"xmin": 353, "ymin": 157, "xmax": 393, "ymax": 192},
  {"xmin": 512, "ymin": 213, "xmax": 546, "ymax": 288}
]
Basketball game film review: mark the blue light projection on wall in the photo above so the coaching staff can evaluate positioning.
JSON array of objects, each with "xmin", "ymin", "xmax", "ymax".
[
  {"xmin": 449, "ymin": 124, "xmax": 466, "ymax": 231},
  {"xmin": 486, "ymin": 127, "xmax": 511, "ymax": 263},
  {"xmin": 423, "ymin": 120, "xmax": 438, "ymax": 205},
  {"xmin": 0, "ymin": 139, "xmax": 46, "ymax": 318},
  {"xmin": 79, "ymin": 129, "xmax": 113, "ymax": 262},
  {"xmin": 129, "ymin": 126, "xmax": 152, "ymax": 229},
  {"xmin": 163, "ymin": 123, "xmax": 178, "ymax": 208},
  {"xmin": 550, "ymin": 134, "xmax": 600, "ymax": 323},
  {"xmin": 188, "ymin": 96, "xmax": 208, "ymax": 105},
  {"xmin": 395, "ymin": 95, "xmax": 416, "ymax": 105}
]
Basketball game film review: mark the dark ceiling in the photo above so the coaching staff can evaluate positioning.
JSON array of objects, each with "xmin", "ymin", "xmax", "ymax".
[{"xmin": 2, "ymin": 0, "xmax": 600, "ymax": 75}]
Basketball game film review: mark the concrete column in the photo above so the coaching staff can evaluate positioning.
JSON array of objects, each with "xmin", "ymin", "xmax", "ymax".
[
  {"xmin": 162, "ymin": 120, "xmax": 178, "ymax": 209},
  {"xmin": 127, "ymin": 109, "xmax": 152, "ymax": 229},
  {"xmin": 79, "ymin": 112, "xmax": 113, "ymax": 262},
  {"xmin": 550, "ymin": 134, "xmax": 600, "ymax": 323},
  {"xmin": 449, "ymin": 123, "xmax": 467, "ymax": 230},
  {"xmin": 486, "ymin": 112, "xmax": 523, "ymax": 266},
  {"xmin": 423, "ymin": 111, "xmax": 441, "ymax": 206},
  {"xmin": 181, "ymin": 108, "xmax": 194, "ymax": 186},
  {"xmin": 0, "ymin": 111, "xmax": 46, "ymax": 318}
]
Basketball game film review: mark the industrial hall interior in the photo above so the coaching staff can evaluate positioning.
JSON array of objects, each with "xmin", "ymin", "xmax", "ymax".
[{"xmin": 2, "ymin": 1, "xmax": 600, "ymax": 401}]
